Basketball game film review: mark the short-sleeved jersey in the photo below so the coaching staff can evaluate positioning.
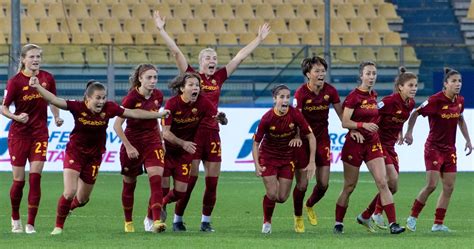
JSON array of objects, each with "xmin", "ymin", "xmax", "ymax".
[
  {"xmin": 417, "ymin": 91, "xmax": 464, "ymax": 151},
  {"xmin": 378, "ymin": 93, "xmax": 415, "ymax": 147},
  {"xmin": 186, "ymin": 65, "xmax": 228, "ymax": 130},
  {"xmin": 3, "ymin": 70, "xmax": 56, "ymax": 139},
  {"xmin": 343, "ymin": 88, "xmax": 379, "ymax": 142},
  {"xmin": 66, "ymin": 100, "xmax": 125, "ymax": 156},
  {"xmin": 254, "ymin": 106, "xmax": 312, "ymax": 163},
  {"xmin": 162, "ymin": 94, "xmax": 217, "ymax": 153},
  {"xmin": 121, "ymin": 88, "xmax": 163, "ymax": 142},
  {"xmin": 293, "ymin": 82, "xmax": 340, "ymax": 137}
]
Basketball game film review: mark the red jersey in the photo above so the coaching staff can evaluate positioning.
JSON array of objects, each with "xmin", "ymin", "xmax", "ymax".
[
  {"xmin": 121, "ymin": 88, "xmax": 163, "ymax": 143},
  {"xmin": 293, "ymin": 82, "xmax": 340, "ymax": 137},
  {"xmin": 3, "ymin": 70, "xmax": 56, "ymax": 139},
  {"xmin": 378, "ymin": 93, "xmax": 415, "ymax": 147},
  {"xmin": 254, "ymin": 106, "xmax": 312, "ymax": 163},
  {"xmin": 417, "ymin": 91, "xmax": 464, "ymax": 151},
  {"xmin": 65, "ymin": 100, "xmax": 125, "ymax": 156},
  {"xmin": 186, "ymin": 65, "xmax": 228, "ymax": 130},
  {"xmin": 163, "ymin": 94, "xmax": 217, "ymax": 153},
  {"xmin": 343, "ymin": 88, "xmax": 379, "ymax": 142}
]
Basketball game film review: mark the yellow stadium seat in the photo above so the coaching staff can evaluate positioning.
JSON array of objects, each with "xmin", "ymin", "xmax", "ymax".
[
  {"xmin": 255, "ymin": 4, "xmax": 275, "ymax": 19},
  {"xmin": 148, "ymin": 47, "xmax": 170, "ymax": 64},
  {"xmin": 206, "ymin": 18, "xmax": 227, "ymax": 33},
  {"xmin": 306, "ymin": 0, "xmax": 324, "ymax": 4},
  {"xmin": 50, "ymin": 32, "xmax": 70, "ymax": 44},
  {"xmin": 197, "ymin": 33, "xmax": 217, "ymax": 45},
  {"xmin": 97, "ymin": 0, "xmax": 118, "ymax": 5},
  {"xmin": 215, "ymin": 48, "xmax": 232, "ymax": 65},
  {"xmin": 215, "ymin": 4, "xmax": 234, "ymax": 19},
  {"xmin": 239, "ymin": 33, "xmax": 256, "ymax": 44},
  {"xmin": 363, "ymin": 31, "xmax": 382, "ymax": 45},
  {"xmin": 48, "ymin": 3, "xmax": 67, "ymax": 18},
  {"xmin": 337, "ymin": 3, "xmax": 357, "ymax": 19},
  {"xmin": 248, "ymin": 18, "xmax": 265, "ymax": 33},
  {"xmin": 132, "ymin": 4, "xmax": 152, "ymax": 20},
  {"xmin": 0, "ymin": 33, "xmax": 7, "ymax": 44},
  {"xmin": 26, "ymin": 3, "xmax": 47, "ymax": 19},
  {"xmin": 358, "ymin": 4, "xmax": 377, "ymax": 19},
  {"xmin": 134, "ymin": 33, "xmax": 155, "ymax": 45},
  {"xmin": 121, "ymin": 0, "xmax": 140, "ymax": 5},
  {"xmin": 235, "ymin": 4, "xmax": 255, "ymax": 19},
  {"xmin": 0, "ymin": 18, "xmax": 11, "ymax": 34},
  {"xmin": 124, "ymin": 19, "xmax": 143, "ymax": 34},
  {"xmin": 275, "ymin": 4, "xmax": 296, "ymax": 19},
  {"xmin": 114, "ymin": 32, "xmax": 134, "ymax": 44},
  {"xmin": 302, "ymin": 32, "xmax": 320, "ymax": 45},
  {"xmin": 252, "ymin": 47, "xmax": 273, "ymax": 64},
  {"xmin": 85, "ymin": 46, "xmax": 107, "ymax": 64},
  {"xmin": 346, "ymin": 0, "xmax": 365, "ymax": 5},
  {"xmin": 218, "ymin": 33, "xmax": 238, "ymax": 45},
  {"xmin": 126, "ymin": 47, "xmax": 150, "ymax": 64},
  {"xmin": 333, "ymin": 47, "xmax": 356, "ymax": 64},
  {"xmin": 383, "ymin": 32, "xmax": 402, "ymax": 45},
  {"xmin": 112, "ymin": 48, "xmax": 128, "ymax": 64},
  {"xmin": 228, "ymin": 18, "xmax": 247, "ymax": 34},
  {"xmin": 468, "ymin": 2, "xmax": 474, "ymax": 19},
  {"xmin": 286, "ymin": 0, "xmax": 305, "ymax": 5},
  {"xmin": 195, "ymin": 4, "xmax": 214, "ymax": 19},
  {"xmin": 41, "ymin": 45, "xmax": 64, "ymax": 64},
  {"xmin": 71, "ymin": 32, "xmax": 91, "ymax": 44},
  {"xmin": 164, "ymin": 19, "xmax": 185, "ymax": 33},
  {"xmin": 378, "ymin": 3, "xmax": 399, "ymax": 20},
  {"xmin": 90, "ymin": 3, "xmax": 110, "ymax": 19},
  {"xmin": 82, "ymin": 18, "xmax": 102, "ymax": 33},
  {"xmin": 355, "ymin": 47, "xmax": 376, "ymax": 62},
  {"xmin": 103, "ymin": 18, "xmax": 122, "ymax": 33},
  {"xmin": 82, "ymin": 0, "xmax": 98, "ymax": 5},
  {"xmin": 402, "ymin": 46, "xmax": 420, "ymax": 66},
  {"xmin": 176, "ymin": 33, "xmax": 196, "ymax": 45},
  {"xmin": 262, "ymin": 32, "xmax": 279, "ymax": 45},
  {"xmin": 205, "ymin": 0, "xmax": 223, "ymax": 5},
  {"xmin": 182, "ymin": 0, "xmax": 202, "ymax": 5},
  {"xmin": 21, "ymin": 16, "xmax": 38, "ymax": 33},
  {"xmin": 349, "ymin": 17, "xmax": 369, "ymax": 33},
  {"xmin": 58, "ymin": 18, "xmax": 81, "ymax": 33},
  {"xmin": 144, "ymin": 0, "xmax": 163, "ymax": 5},
  {"xmin": 309, "ymin": 17, "xmax": 325, "ymax": 34},
  {"xmin": 376, "ymin": 47, "xmax": 398, "ymax": 66},
  {"xmin": 315, "ymin": 4, "xmax": 336, "ymax": 17},
  {"xmin": 288, "ymin": 19, "xmax": 308, "ymax": 34},
  {"xmin": 226, "ymin": 0, "xmax": 243, "ymax": 6},
  {"xmin": 243, "ymin": 0, "xmax": 263, "ymax": 5},
  {"xmin": 92, "ymin": 32, "xmax": 112, "ymax": 44},
  {"xmin": 143, "ymin": 19, "xmax": 157, "ymax": 33},
  {"xmin": 341, "ymin": 32, "xmax": 361, "ymax": 45},
  {"xmin": 269, "ymin": 19, "xmax": 287, "ymax": 33},
  {"xmin": 331, "ymin": 18, "xmax": 350, "ymax": 33},
  {"xmin": 367, "ymin": 0, "xmax": 385, "ymax": 4},
  {"xmin": 310, "ymin": 47, "xmax": 324, "ymax": 58},
  {"xmin": 185, "ymin": 19, "xmax": 206, "ymax": 33},
  {"xmin": 370, "ymin": 17, "xmax": 390, "ymax": 33},
  {"xmin": 155, "ymin": 4, "xmax": 172, "ymax": 18},
  {"xmin": 111, "ymin": 3, "xmax": 131, "ymax": 19},
  {"xmin": 28, "ymin": 33, "xmax": 49, "ymax": 44},
  {"xmin": 297, "ymin": 4, "xmax": 316, "ymax": 18},
  {"xmin": 280, "ymin": 32, "xmax": 300, "ymax": 45},
  {"xmin": 321, "ymin": 32, "xmax": 341, "ymax": 45},
  {"xmin": 68, "ymin": 3, "xmax": 89, "ymax": 19},
  {"xmin": 173, "ymin": 4, "xmax": 193, "ymax": 19},
  {"xmin": 264, "ymin": 0, "xmax": 283, "ymax": 4},
  {"xmin": 39, "ymin": 18, "xmax": 60, "ymax": 33}
]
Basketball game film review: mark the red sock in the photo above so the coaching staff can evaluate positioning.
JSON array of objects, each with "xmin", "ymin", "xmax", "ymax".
[
  {"xmin": 149, "ymin": 175, "xmax": 163, "ymax": 221},
  {"xmin": 361, "ymin": 194, "xmax": 379, "ymax": 220},
  {"xmin": 175, "ymin": 175, "xmax": 198, "ymax": 216},
  {"xmin": 70, "ymin": 196, "xmax": 89, "ymax": 211},
  {"xmin": 335, "ymin": 204, "xmax": 347, "ymax": 223},
  {"xmin": 27, "ymin": 173, "xmax": 41, "ymax": 226},
  {"xmin": 434, "ymin": 208, "xmax": 447, "ymax": 225},
  {"xmin": 383, "ymin": 203, "xmax": 396, "ymax": 224},
  {"xmin": 263, "ymin": 195, "xmax": 276, "ymax": 223},
  {"xmin": 410, "ymin": 199, "xmax": 425, "ymax": 218},
  {"xmin": 10, "ymin": 180, "xmax": 25, "ymax": 220},
  {"xmin": 55, "ymin": 195, "xmax": 73, "ymax": 229},
  {"xmin": 163, "ymin": 189, "xmax": 185, "ymax": 206},
  {"xmin": 374, "ymin": 196, "xmax": 383, "ymax": 215},
  {"xmin": 292, "ymin": 186, "xmax": 306, "ymax": 216},
  {"xmin": 202, "ymin": 176, "xmax": 218, "ymax": 216},
  {"xmin": 151, "ymin": 187, "xmax": 169, "ymax": 219},
  {"xmin": 306, "ymin": 185, "xmax": 327, "ymax": 207},
  {"xmin": 122, "ymin": 181, "xmax": 136, "ymax": 222}
]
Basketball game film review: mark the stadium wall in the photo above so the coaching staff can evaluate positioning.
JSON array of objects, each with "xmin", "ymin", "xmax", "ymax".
[{"xmin": 0, "ymin": 108, "xmax": 472, "ymax": 172}]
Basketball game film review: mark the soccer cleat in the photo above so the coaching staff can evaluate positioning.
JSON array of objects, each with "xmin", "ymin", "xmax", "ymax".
[
  {"xmin": 152, "ymin": 220, "xmax": 167, "ymax": 233},
  {"xmin": 124, "ymin": 221, "xmax": 135, "ymax": 233},
  {"xmin": 25, "ymin": 224, "xmax": 36, "ymax": 234},
  {"xmin": 356, "ymin": 214, "xmax": 377, "ymax": 233},
  {"xmin": 50, "ymin": 227, "xmax": 63, "ymax": 235},
  {"xmin": 200, "ymin": 222, "xmax": 215, "ymax": 232},
  {"xmin": 261, "ymin": 222, "xmax": 272, "ymax": 234},
  {"xmin": 431, "ymin": 224, "xmax": 451, "ymax": 232},
  {"xmin": 305, "ymin": 205, "xmax": 318, "ymax": 226},
  {"xmin": 389, "ymin": 222, "xmax": 405, "ymax": 234},
  {"xmin": 294, "ymin": 216, "xmax": 305, "ymax": 233},
  {"xmin": 371, "ymin": 213, "xmax": 388, "ymax": 230},
  {"xmin": 144, "ymin": 216, "xmax": 153, "ymax": 232},
  {"xmin": 11, "ymin": 219, "xmax": 23, "ymax": 233},
  {"xmin": 160, "ymin": 206, "xmax": 167, "ymax": 223},
  {"xmin": 333, "ymin": 224, "xmax": 344, "ymax": 234},
  {"xmin": 406, "ymin": 216, "xmax": 417, "ymax": 232},
  {"xmin": 173, "ymin": 222, "xmax": 187, "ymax": 232}
]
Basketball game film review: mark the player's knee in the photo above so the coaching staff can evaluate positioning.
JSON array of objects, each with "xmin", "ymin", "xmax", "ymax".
[
  {"xmin": 443, "ymin": 184, "xmax": 455, "ymax": 195},
  {"xmin": 344, "ymin": 183, "xmax": 357, "ymax": 194},
  {"xmin": 63, "ymin": 191, "xmax": 75, "ymax": 200},
  {"xmin": 425, "ymin": 184, "xmax": 437, "ymax": 193},
  {"xmin": 266, "ymin": 193, "xmax": 278, "ymax": 201}
]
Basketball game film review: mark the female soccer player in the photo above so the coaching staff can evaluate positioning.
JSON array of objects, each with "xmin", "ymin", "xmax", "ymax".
[
  {"xmin": 28, "ymin": 79, "xmax": 169, "ymax": 235},
  {"xmin": 154, "ymin": 10, "xmax": 270, "ymax": 232},
  {"xmin": 404, "ymin": 68, "xmax": 471, "ymax": 232},
  {"xmin": 292, "ymin": 56, "xmax": 343, "ymax": 233},
  {"xmin": 113, "ymin": 64, "xmax": 166, "ymax": 233},
  {"xmin": 1, "ymin": 44, "xmax": 63, "ymax": 234},
  {"xmin": 160, "ymin": 72, "xmax": 227, "ymax": 232},
  {"xmin": 334, "ymin": 61, "xmax": 405, "ymax": 234},
  {"xmin": 253, "ymin": 84, "xmax": 316, "ymax": 234},
  {"xmin": 357, "ymin": 67, "xmax": 418, "ymax": 229}
]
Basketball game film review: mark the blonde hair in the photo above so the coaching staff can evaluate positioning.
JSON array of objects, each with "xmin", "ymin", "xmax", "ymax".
[{"xmin": 18, "ymin": 44, "xmax": 42, "ymax": 72}]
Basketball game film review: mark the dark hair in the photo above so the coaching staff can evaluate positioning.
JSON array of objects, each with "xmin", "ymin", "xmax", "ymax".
[
  {"xmin": 129, "ymin": 64, "xmax": 157, "ymax": 91},
  {"xmin": 301, "ymin": 56, "xmax": 328, "ymax": 79},
  {"xmin": 18, "ymin": 44, "xmax": 42, "ymax": 72},
  {"xmin": 271, "ymin": 84, "xmax": 290, "ymax": 97},
  {"xmin": 168, "ymin": 72, "xmax": 201, "ymax": 95},
  {"xmin": 393, "ymin": 66, "xmax": 417, "ymax": 93},
  {"xmin": 84, "ymin": 80, "xmax": 106, "ymax": 100},
  {"xmin": 443, "ymin": 67, "xmax": 460, "ymax": 83}
]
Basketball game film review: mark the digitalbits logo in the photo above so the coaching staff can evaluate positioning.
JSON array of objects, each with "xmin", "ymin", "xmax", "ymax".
[{"xmin": 235, "ymin": 119, "xmax": 260, "ymax": 164}]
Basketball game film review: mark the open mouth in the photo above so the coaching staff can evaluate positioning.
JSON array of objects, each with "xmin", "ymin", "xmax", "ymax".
[
  {"xmin": 281, "ymin": 104, "xmax": 289, "ymax": 108},
  {"xmin": 208, "ymin": 65, "xmax": 216, "ymax": 71},
  {"xmin": 191, "ymin": 92, "xmax": 198, "ymax": 97}
]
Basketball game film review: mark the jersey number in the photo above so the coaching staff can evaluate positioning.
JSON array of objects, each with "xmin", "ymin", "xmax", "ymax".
[
  {"xmin": 154, "ymin": 149, "xmax": 165, "ymax": 164},
  {"xmin": 211, "ymin": 142, "xmax": 221, "ymax": 156},
  {"xmin": 34, "ymin": 142, "xmax": 47, "ymax": 157}
]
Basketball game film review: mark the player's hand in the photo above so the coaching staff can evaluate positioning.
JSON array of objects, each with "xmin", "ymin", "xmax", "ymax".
[
  {"xmin": 159, "ymin": 109, "xmax": 170, "ymax": 118},
  {"xmin": 182, "ymin": 141, "xmax": 197, "ymax": 154},
  {"xmin": 55, "ymin": 116, "xmax": 64, "ymax": 127},
  {"xmin": 465, "ymin": 141, "xmax": 472, "ymax": 156},
  {"xmin": 289, "ymin": 138, "xmax": 302, "ymax": 147},
  {"xmin": 258, "ymin": 23, "xmax": 271, "ymax": 41},
  {"xmin": 29, "ymin": 76, "xmax": 40, "ymax": 88},
  {"xmin": 15, "ymin": 113, "xmax": 29, "ymax": 124},
  {"xmin": 125, "ymin": 145, "xmax": 139, "ymax": 159},
  {"xmin": 362, "ymin": 122, "xmax": 378, "ymax": 132},
  {"xmin": 153, "ymin": 11, "xmax": 165, "ymax": 30},
  {"xmin": 350, "ymin": 130, "xmax": 365, "ymax": 143},
  {"xmin": 404, "ymin": 132, "xmax": 413, "ymax": 145},
  {"xmin": 304, "ymin": 161, "xmax": 316, "ymax": 181},
  {"xmin": 396, "ymin": 132, "xmax": 404, "ymax": 145},
  {"xmin": 214, "ymin": 112, "xmax": 228, "ymax": 125},
  {"xmin": 255, "ymin": 164, "xmax": 266, "ymax": 177}
]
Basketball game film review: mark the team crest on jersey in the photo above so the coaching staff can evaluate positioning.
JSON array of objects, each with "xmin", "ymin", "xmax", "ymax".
[
  {"xmin": 100, "ymin": 112, "xmax": 106, "ymax": 119},
  {"xmin": 433, "ymin": 161, "xmax": 438, "ymax": 166},
  {"xmin": 305, "ymin": 99, "xmax": 312, "ymax": 104},
  {"xmin": 22, "ymin": 86, "xmax": 29, "ymax": 91},
  {"xmin": 12, "ymin": 156, "xmax": 16, "ymax": 161},
  {"xmin": 135, "ymin": 103, "xmax": 142, "ymax": 108},
  {"xmin": 69, "ymin": 159, "xmax": 74, "ymax": 164},
  {"xmin": 377, "ymin": 101, "xmax": 384, "ymax": 109},
  {"xmin": 362, "ymin": 100, "xmax": 368, "ymax": 105},
  {"xmin": 154, "ymin": 100, "xmax": 159, "ymax": 106},
  {"xmin": 289, "ymin": 123, "xmax": 295, "ymax": 129},
  {"xmin": 192, "ymin": 108, "xmax": 198, "ymax": 114},
  {"xmin": 396, "ymin": 110, "xmax": 402, "ymax": 114},
  {"xmin": 81, "ymin": 112, "xmax": 88, "ymax": 117},
  {"xmin": 41, "ymin": 82, "xmax": 47, "ymax": 87},
  {"xmin": 442, "ymin": 105, "xmax": 448, "ymax": 110},
  {"xmin": 458, "ymin": 104, "xmax": 462, "ymax": 108},
  {"xmin": 270, "ymin": 126, "xmax": 276, "ymax": 130},
  {"xmin": 324, "ymin": 95, "xmax": 330, "ymax": 101},
  {"xmin": 123, "ymin": 167, "xmax": 129, "ymax": 172},
  {"xmin": 176, "ymin": 111, "xmax": 182, "ymax": 115},
  {"xmin": 211, "ymin": 79, "xmax": 217, "ymax": 85},
  {"xmin": 347, "ymin": 155, "xmax": 352, "ymax": 160}
]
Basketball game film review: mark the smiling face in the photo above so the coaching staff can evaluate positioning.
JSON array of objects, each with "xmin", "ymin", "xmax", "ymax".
[
  {"xmin": 22, "ymin": 48, "xmax": 42, "ymax": 74},
  {"xmin": 306, "ymin": 63, "xmax": 326, "ymax": 90},
  {"xmin": 139, "ymin": 69, "xmax": 158, "ymax": 91},
  {"xmin": 360, "ymin": 65, "xmax": 377, "ymax": 89},
  {"xmin": 399, "ymin": 78, "xmax": 418, "ymax": 100},
  {"xmin": 444, "ymin": 73, "xmax": 462, "ymax": 96},
  {"xmin": 180, "ymin": 77, "xmax": 201, "ymax": 103},
  {"xmin": 199, "ymin": 49, "xmax": 218, "ymax": 77},
  {"xmin": 86, "ymin": 89, "xmax": 107, "ymax": 114},
  {"xmin": 273, "ymin": 89, "xmax": 291, "ymax": 115}
]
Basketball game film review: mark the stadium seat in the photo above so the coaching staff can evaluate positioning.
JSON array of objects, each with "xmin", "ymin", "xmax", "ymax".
[
  {"xmin": 239, "ymin": 33, "xmax": 256, "ymax": 44},
  {"xmin": 255, "ymin": 4, "xmax": 275, "ymax": 19},
  {"xmin": 333, "ymin": 47, "xmax": 356, "ymax": 64},
  {"xmin": 378, "ymin": 3, "xmax": 399, "ymax": 20},
  {"xmin": 362, "ymin": 31, "xmax": 382, "ymax": 45},
  {"xmin": 26, "ymin": 3, "xmax": 47, "ymax": 19},
  {"xmin": 367, "ymin": 0, "xmax": 385, "ymax": 4},
  {"xmin": 327, "ymin": 32, "xmax": 341, "ymax": 45},
  {"xmin": 306, "ymin": 0, "xmax": 324, "ymax": 4},
  {"xmin": 41, "ymin": 45, "xmax": 64, "ymax": 64},
  {"xmin": 39, "ymin": 18, "xmax": 60, "ymax": 33},
  {"xmin": 315, "ymin": 4, "xmax": 336, "ymax": 17},
  {"xmin": 355, "ymin": 47, "xmax": 376, "ymax": 62},
  {"xmin": 21, "ymin": 16, "xmax": 38, "ymax": 33},
  {"xmin": 68, "ymin": 3, "xmax": 89, "ymax": 19},
  {"xmin": 402, "ymin": 46, "xmax": 421, "ymax": 66},
  {"xmin": 467, "ymin": 2, "xmax": 474, "ymax": 19},
  {"xmin": 302, "ymin": 32, "xmax": 321, "ymax": 45},
  {"xmin": 275, "ymin": 4, "xmax": 296, "ymax": 19},
  {"xmin": 28, "ymin": 33, "xmax": 49, "ymax": 44},
  {"xmin": 195, "ymin": 4, "xmax": 214, "ymax": 19},
  {"xmin": 207, "ymin": 18, "xmax": 227, "ymax": 34},
  {"xmin": 197, "ymin": 33, "xmax": 217, "ymax": 45},
  {"xmin": 144, "ymin": 19, "xmax": 158, "ymax": 33},
  {"xmin": 92, "ymin": 32, "xmax": 112, "ymax": 44},
  {"xmin": 85, "ymin": 46, "xmax": 107, "ymax": 64},
  {"xmin": 113, "ymin": 32, "xmax": 134, "ymax": 45},
  {"xmin": 155, "ymin": 4, "xmax": 172, "ymax": 18},
  {"xmin": 50, "ymin": 32, "xmax": 70, "ymax": 44},
  {"xmin": 90, "ymin": 3, "xmax": 110, "ymax": 19},
  {"xmin": 0, "ymin": 18, "xmax": 11, "ymax": 34},
  {"xmin": 71, "ymin": 32, "xmax": 92, "ymax": 44},
  {"xmin": 288, "ymin": 19, "xmax": 308, "ymax": 34},
  {"xmin": 337, "ymin": 3, "xmax": 357, "ymax": 19},
  {"xmin": 121, "ymin": 0, "xmax": 139, "ymax": 6},
  {"xmin": 126, "ymin": 47, "xmax": 150, "ymax": 64},
  {"xmin": 111, "ymin": 3, "xmax": 131, "ymax": 19},
  {"xmin": 98, "ymin": 0, "xmax": 119, "ymax": 6},
  {"xmin": 248, "ymin": 18, "xmax": 265, "ymax": 33},
  {"xmin": 205, "ymin": 0, "xmax": 223, "ymax": 5},
  {"xmin": 349, "ymin": 17, "xmax": 369, "ymax": 33},
  {"xmin": 376, "ymin": 47, "xmax": 398, "ymax": 66},
  {"xmin": 134, "ymin": 33, "xmax": 155, "ymax": 45},
  {"xmin": 383, "ymin": 32, "xmax": 402, "ymax": 45},
  {"xmin": 226, "ymin": 0, "xmax": 244, "ymax": 6},
  {"xmin": 164, "ymin": 19, "xmax": 185, "ymax": 33},
  {"xmin": 82, "ymin": 0, "xmax": 98, "ymax": 5},
  {"xmin": 112, "ymin": 48, "xmax": 128, "ymax": 64},
  {"xmin": 264, "ymin": 0, "xmax": 283, "ymax": 5},
  {"xmin": 309, "ymin": 17, "xmax": 325, "ymax": 34},
  {"xmin": 218, "ymin": 33, "xmax": 238, "ymax": 45},
  {"xmin": 341, "ymin": 32, "xmax": 361, "ymax": 45},
  {"xmin": 173, "ymin": 4, "xmax": 193, "ymax": 19},
  {"xmin": 357, "ymin": 4, "xmax": 377, "ymax": 19},
  {"xmin": 148, "ymin": 47, "xmax": 170, "ymax": 64},
  {"xmin": 269, "ymin": 19, "xmax": 288, "ymax": 33},
  {"xmin": 243, "ymin": 0, "xmax": 263, "ymax": 5},
  {"xmin": 185, "ymin": 19, "xmax": 206, "ymax": 33},
  {"xmin": 296, "ymin": 4, "xmax": 316, "ymax": 18},
  {"xmin": 331, "ymin": 0, "xmax": 345, "ymax": 4},
  {"xmin": 82, "ymin": 18, "xmax": 102, "ymax": 33},
  {"xmin": 0, "ymin": 33, "xmax": 7, "ymax": 44},
  {"xmin": 370, "ymin": 17, "xmax": 391, "ymax": 33},
  {"xmin": 215, "ymin": 4, "xmax": 234, "ymax": 19},
  {"xmin": 176, "ymin": 33, "xmax": 196, "ymax": 45},
  {"xmin": 331, "ymin": 18, "xmax": 350, "ymax": 33},
  {"xmin": 262, "ymin": 33, "xmax": 279, "ymax": 45},
  {"xmin": 280, "ymin": 32, "xmax": 300, "ymax": 45},
  {"xmin": 274, "ymin": 47, "xmax": 295, "ymax": 64},
  {"xmin": 215, "ymin": 47, "xmax": 232, "ymax": 65},
  {"xmin": 252, "ymin": 47, "xmax": 273, "ymax": 64},
  {"xmin": 131, "ymin": 4, "xmax": 152, "ymax": 20},
  {"xmin": 182, "ymin": 0, "xmax": 202, "ymax": 5},
  {"xmin": 235, "ymin": 4, "xmax": 255, "ymax": 19},
  {"xmin": 124, "ymin": 19, "xmax": 143, "ymax": 34},
  {"xmin": 103, "ymin": 18, "xmax": 122, "ymax": 34},
  {"xmin": 228, "ymin": 18, "xmax": 247, "ymax": 34},
  {"xmin": 310, "ymin": 46, "xmax": 324, "ymax": 58},
  {"xmin": 58, "ymin": 18, "xmax": 81, "ymax": 33},
  {"xmin": 48, "ymin": 3, "xmax": 67, "ymax": 18}
]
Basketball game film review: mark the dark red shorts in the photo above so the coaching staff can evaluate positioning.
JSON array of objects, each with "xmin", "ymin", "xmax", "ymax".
[
  {"xmin": 7, "ymin": 137, "xmax": 48, "ymax": 166},
  {"xmin": 120, "ymin": 141, "xmax": 165, "ymax": 177},
  {"xmin": 163, "ymin": 149, "xmax": 192, "ymax": 183},
  {"xmin": 341, "ymin": 137, "xmax": 384, "ymax": 167},
  {"xmin": 193, "ymin": 128, "xmax": 221, "ymax": 162},
  {"xmin": 383, "ymin": 146, "xmax": 399, "ymax": 173},
  {"xmin": 424, "ymin": 147, "xmax": 457, "ymax": 173},
  {"xmin": 63, "ymin": 152, "xmax": 102, "ymax": 185},
  {"xmin": 259, "ymin": 157, "xmax": 294, "ymax": 180},
  {"xmin": 295, "ymin": 136, "xmax": 331, "ymax": 169}
]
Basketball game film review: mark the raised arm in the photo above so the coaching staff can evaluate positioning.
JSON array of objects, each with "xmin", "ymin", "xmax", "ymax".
[
  {"xmin": 122, "ymin": 108, "xmax": 170, "ymax": 120},
  {"xmin": 225, "ymin": 23, "xmax": 271, "ymax": 76},
  {"xmin": 153, "ymin": 11, "xmax": 188, "ymax": 72},
  {"xmin": 29, "ymin": 76, "xmax": 67, "ymax": 110},
  {"xmin": 458, "ymin": 115, "xmax": 472, "ymax": 156},
  {"xmin": 162, "ymin": 124, "xmax": 196, "ymax": 154},
  {"xmin": 403, "ymin": 110, "xmax": 420, "ymax": 145},
  {"xmin": 113, "ymin": 117, "xmax": 139, "ymax": 159}
]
